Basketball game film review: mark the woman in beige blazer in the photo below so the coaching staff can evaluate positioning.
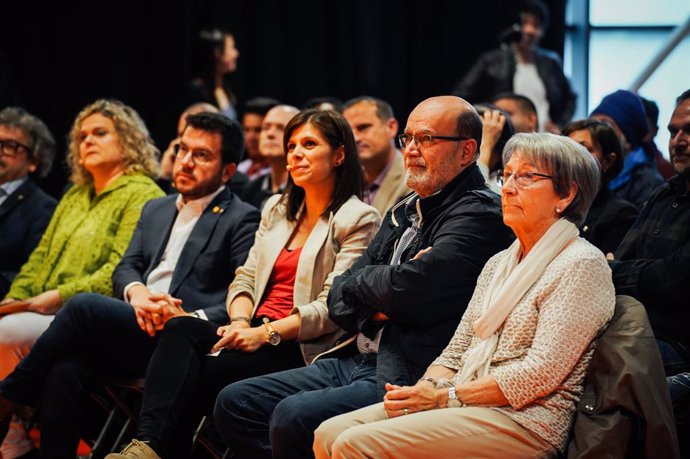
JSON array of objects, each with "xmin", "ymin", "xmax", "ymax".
[{"xmin": 106, "ymin": 109, "xmax": 380, "ymax": 459}]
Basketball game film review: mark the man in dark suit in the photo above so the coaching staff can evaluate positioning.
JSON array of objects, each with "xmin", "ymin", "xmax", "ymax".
[
  {"xmin": 0, "ymin": 107, "xmax": 56, "ymax": 299},
  {"xmin": 0, "ymin": 112, "xmax": 260, "ymax": 457}
]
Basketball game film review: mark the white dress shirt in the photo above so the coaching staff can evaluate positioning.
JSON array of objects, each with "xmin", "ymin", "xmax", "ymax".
[
  {"xmin": 124, "ymin": 186, "xmax": 225, "ymax": 319},
  {"xmin": 0, "ymin": 177, "xmax": 27, "ymax": 207}
]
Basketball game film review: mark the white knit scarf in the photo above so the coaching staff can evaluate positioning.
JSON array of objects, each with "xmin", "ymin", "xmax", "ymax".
[{"xmin": 456, "ymin": 218, "xmax": 580, "ymax": 385}]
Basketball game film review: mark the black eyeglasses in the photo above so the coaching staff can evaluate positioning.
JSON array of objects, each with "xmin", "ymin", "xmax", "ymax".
[
  {"xmin": 497, "ymin": 170, "xmax": 554, "ymax": 188},
  {"xmin": 173, "ymin": 143, "xmax": 213, "ymax": 165},
  {"xmin": 0, "ymin": 138, "xmax": 31, "ymax": 158},
  {"xmin": 397, "ymin": 133, "xmax": 469, "ymax": 149}
]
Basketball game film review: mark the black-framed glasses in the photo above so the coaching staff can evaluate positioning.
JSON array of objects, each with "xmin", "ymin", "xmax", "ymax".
[
  {"xmin": 497, "ymin": 169, "xmax": 554, "ymax": 188},
  {"xmin": 397, "ymin": 133, "xmax": 469, "ymax": 149},
  {"xmin": 173, "ymin": 143, "xmax": 213, "ymax": 165},
  {"xmin": 0, "ymin": 138, "xmax": 31, "ymax": 158}
]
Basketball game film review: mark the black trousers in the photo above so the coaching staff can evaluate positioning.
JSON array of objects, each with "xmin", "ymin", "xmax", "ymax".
[
  {"xmin": 0, "ymin": 293, "xmax": 163, "ymax": 459},
  {"xmin": 136, "ymin": 316, "xmax": 304, "ymax": 459},
  {"xmin": 0, "ymin": 293, "xmax": 303, "ymax": 459}
]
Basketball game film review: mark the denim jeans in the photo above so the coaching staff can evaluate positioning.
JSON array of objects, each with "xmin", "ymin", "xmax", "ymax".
[
  {"xmin": 657, "ymin": 339, "xmax": 690, "ymax": 457},
  {"xmin": 657, "ymin": 339, "xmax": 690, "ymax": 376},
  {"xmin": 213, "ymin": 354, "xmax": 378, "ymax": 459},
  {"xmin": 667, "ymin": 372, "xmax": 690, "ymax": 455}
]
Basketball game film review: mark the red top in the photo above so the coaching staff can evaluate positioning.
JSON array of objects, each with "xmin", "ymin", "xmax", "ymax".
[{"xmin": 255, "ymin": 246, "xmax": 303, "ymax": 321}]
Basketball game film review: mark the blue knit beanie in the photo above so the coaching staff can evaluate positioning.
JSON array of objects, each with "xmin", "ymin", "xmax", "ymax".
[{"xmin": 590, "ymin": 90, "xmax": 649, "ymax": 148}]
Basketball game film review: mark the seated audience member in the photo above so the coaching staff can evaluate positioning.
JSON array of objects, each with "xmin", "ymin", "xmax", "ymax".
[
  {"xmin": 453, "ymin": 0, "xmax": 576, "ymax": 132},
  {"xmin": 474, "ymin": 103, "xmax": 515, "ymax": 194},
  {"xmin": 242, "ymin": 105, "xmax": 299, "ymax": 209},
  {"xmin": 104, "ymin": 109, "xmax": 380, "ymax": 459},
  {"xmin": 237, "ymin": 97, "xmax": 280, "ymax": 179},
  {"xmin": 493, "ymin": 92, "xmax": 539, "ymax": 133},
  {"xmin": 609, "ymin": 89, "xmax": 690, "ymax": 456},
  {"xmin": 159, "ymin": 102, "xmax": 218, "ymax": 182},
  {"xmin": 303, "ymin": 97, "xmax": 344, "ymax": 113},
  {"xmin": 563, "ymin": 119, "xmax": 638, "ymax": 253},
  {"xmin": 213, "ymin": 96, "xmax": 514, "ymax": 459},
  {"xmin": 0, "ymin": 99, "xmax": 164, "ymax": 459},
  {"xmin": 590, "ymin": 89, "xmax": 663, "ymax": 209},
  {"xmin": 159, "ymin": 103, "xmax": 249, "ymax": 196},
  {"xmin": 314, "ymin": 133, "xmax": 613, "ymax": 459},
  {"xmin": 342, "ymin": 96, "xmax": 410, "ymax": 215},
  {"xmin": 0, "ymin": 107, "xmax": 57, "ymax": 299},
  {"xmin": 0, "ymin": 112, "xmax": 260, "ymax": 458},
  {"xmin": 641, "ymin": 96, "xmax": 675, "ymax": 180}
]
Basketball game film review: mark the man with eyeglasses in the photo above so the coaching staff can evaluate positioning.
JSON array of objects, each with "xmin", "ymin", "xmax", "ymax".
[
  {"xmin": 0, "ymin": 112, "xmax": 260, "ymax": 457},
  {"xmin": 214, "ymin": 96, "xmax": 514, "ymax": 459},
  {"xmin": 0, "ymin": 107, "xmax": 56, "ymax": 302},
  {"xmin": 158, "ymin": 103, "xmax": 251, "ymax": 198}
]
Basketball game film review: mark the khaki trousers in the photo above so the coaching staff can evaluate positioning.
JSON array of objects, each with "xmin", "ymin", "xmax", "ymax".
[{"xmin": 314, "ymin": 402, "xmax": 556, "ymax": 459}]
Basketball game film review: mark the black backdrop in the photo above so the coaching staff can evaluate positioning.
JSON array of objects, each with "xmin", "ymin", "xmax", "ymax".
[{"xmin": 1, "ymin": 0, "xmax": 566, "ymax": 197}]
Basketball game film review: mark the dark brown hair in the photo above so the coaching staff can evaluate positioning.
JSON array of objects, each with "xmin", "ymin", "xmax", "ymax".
[
  {"xmin": 280, "ymin": 109, "xmax": 364, "ymax": 221},
  {"xmin": 562, "ymin": 118, "xmax": 624, "ymax": 182}
]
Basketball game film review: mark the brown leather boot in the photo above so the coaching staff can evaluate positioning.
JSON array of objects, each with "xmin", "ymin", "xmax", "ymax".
[
  {"xmin": 0, "ymin": 392, "xmax": 19, "ymax": 447},
  {"xmin": 105, "ymin": 440, "xmax": 161, "ymax": 459}
]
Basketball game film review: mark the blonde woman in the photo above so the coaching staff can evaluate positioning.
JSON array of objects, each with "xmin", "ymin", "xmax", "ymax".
[{"xmin": 0, "ymin": 99, "xmax": 163, "ymax": 375}]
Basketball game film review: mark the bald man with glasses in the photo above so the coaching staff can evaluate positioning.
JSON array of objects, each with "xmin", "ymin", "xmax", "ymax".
[{"xmin": 213, "ymin": 96, "xmax": 514, "ymax": 459}]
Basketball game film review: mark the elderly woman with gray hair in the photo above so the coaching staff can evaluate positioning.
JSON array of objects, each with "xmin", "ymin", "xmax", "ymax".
[{"xmin": 313, "ymin": 133, "xmax": 615, "ymax": 459}]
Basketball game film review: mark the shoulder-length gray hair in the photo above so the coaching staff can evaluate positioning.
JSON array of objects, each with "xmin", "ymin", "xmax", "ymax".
[
  {"xmin": 66, "ymin": 99, "xmax": 159, "ymax": 185},
  {"xmin": 502, "ymin": 133, "xmax": 600, "ymax": 226}
]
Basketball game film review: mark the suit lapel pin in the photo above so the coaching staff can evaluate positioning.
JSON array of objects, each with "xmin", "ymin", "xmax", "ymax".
[{"xmin": 213, "ymin": 206, "xmax": 224, "ymax": 214}]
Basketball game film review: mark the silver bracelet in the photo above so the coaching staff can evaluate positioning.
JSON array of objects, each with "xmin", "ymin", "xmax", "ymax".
[
  {"xmin": 418, "ymin": 376, "xmax": 439, "ymax": 387},
  {"xmin": 436, "ymin": 377, "xmax": 455, "ymax": 388}
]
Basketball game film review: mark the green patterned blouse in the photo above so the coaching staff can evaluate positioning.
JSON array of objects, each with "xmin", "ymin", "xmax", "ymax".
[{"xmin": 6, "ymin": 173, "xmax": 164, "ymax": 302}]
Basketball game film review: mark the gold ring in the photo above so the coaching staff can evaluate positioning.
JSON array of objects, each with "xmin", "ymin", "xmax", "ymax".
[{"xmin": 403, "ymin": 408, "xmax": 409, "ymax": 415}]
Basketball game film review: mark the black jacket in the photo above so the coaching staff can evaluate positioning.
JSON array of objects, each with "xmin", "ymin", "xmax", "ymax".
[
  {"xmin": 581, "ymin": 186, "xmax": 638, "ymax": 255},
  {"xmin": 241, "ymin": 174, "xmax": 281, "ymax": 210},
  {"xmin": 113, "ymin": 188, "xmax": 260, "ymax": 324},
  {"xmin": 612, "ymin": 175, "xmax": 690, "ymax": 361},
  {"xmin": 328, "ymin": 164, "xmax": 514, "ymax": 398},
  {"xmin": 453, "ymin": 45, "xmax": 576, "ymax": 127},
  {"xmin": 0, "ymin": 179, "xmax": 56, "ymax": 297}
]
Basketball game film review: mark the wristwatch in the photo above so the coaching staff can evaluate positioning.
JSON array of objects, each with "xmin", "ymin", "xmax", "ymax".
[
  {"xmin": 263, "ymin": 322, "xmax": 281, "ymax": 346},
  {"xmin": 447, "ymin": 386, "xmax": 464, "ymax": 407}
]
